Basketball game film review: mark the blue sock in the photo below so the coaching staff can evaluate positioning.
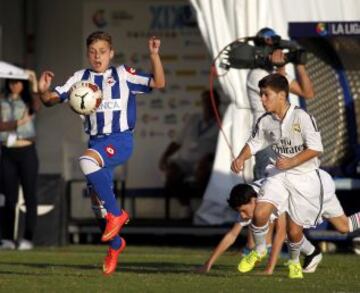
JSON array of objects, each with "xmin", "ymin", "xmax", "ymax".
[
  {"xmin": 97, "ymin": 218, "xmax": 122, "ymax": 249},
  {"xmin": 86, "ymin": 169, "xmax": 121, "ymax": 216},
  {"xmin": 110, "ymin": 236, "xmax": 122, "ymax": 250}
]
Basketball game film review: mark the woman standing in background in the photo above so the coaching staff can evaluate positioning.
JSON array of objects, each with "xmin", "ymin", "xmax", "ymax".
[{"xmin": 0, "ymin": 70, "xmax": 40, "ymax": 250}]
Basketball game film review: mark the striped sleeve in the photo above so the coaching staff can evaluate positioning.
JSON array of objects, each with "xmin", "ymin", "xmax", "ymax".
[
  {"xmin": 54, "ymin": 70, "xmax": 84, "ymax": 102},
  {"xmin": 299, "ymin": 110, "xmax": 323, "ymax": 152},
  {"xmin": 122, "ymin": 65, "xmax": 153, "ymax": 94},
  {"xmin": 247, "ymin": 113, "xmax": 270, "ymax": 155}
]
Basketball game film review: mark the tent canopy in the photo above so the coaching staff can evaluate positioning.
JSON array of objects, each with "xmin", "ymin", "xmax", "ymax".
[{"xmin": 0, "ymin": 61, "xmax": 28, "ymax": 80}]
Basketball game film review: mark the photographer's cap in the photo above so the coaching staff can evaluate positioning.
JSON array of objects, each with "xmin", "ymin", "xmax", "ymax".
[{"xmin": 254, "ymin": 27, "xmax": 280, "ymax": 45}]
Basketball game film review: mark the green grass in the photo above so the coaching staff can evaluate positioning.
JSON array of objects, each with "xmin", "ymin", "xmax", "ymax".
[{"xmin": 0, "ymin": 245, "xmax": 359, "ymax": 292}]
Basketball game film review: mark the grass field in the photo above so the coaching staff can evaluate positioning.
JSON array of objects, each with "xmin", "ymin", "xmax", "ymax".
[{"xmin": 0, "ymin": 245, "xmax": 359, "ymax": 292}]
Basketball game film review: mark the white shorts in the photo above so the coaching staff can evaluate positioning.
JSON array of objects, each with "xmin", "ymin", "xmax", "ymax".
[{"xmin": 257, "ymin": 168, "xmax": 344, "ymax": 228}]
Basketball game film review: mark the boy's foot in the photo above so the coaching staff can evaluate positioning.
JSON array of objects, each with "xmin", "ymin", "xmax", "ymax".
[
  {"xmin": 101, "ymin": 210, "xmax": 129, "ymax": 242},
  {"xmin": 303, "ymin": 247, "xmax": 322, "ymax": 273},
  {"xmin": 238, "ymin": 250, "xmax": 267, "ymax": 273},
  {"xmin": 288, "ymin": 260, "xmax": 303, "ymax": 279},
  {"xmin": 103, "ymin": 238, "xmax": 126, "ymax": 275},
  {"xmin": 0, "ymin": 239, "xmax": 16, "ymax": 250},
  {"xmin": 17, "ymin": 239, "xmax": 34, "ymax": 251}
]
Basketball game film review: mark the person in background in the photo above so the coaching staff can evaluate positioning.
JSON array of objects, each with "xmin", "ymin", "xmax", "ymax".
[
  {"xmin": 247, "ymin": 27, "xmax": 314, "ymax": 180},
  {"xmin": 0, "ymin": 70, "xmax": 40, "ymax": 250},
  {"xmin": 159, "ymin": 89, "xmax": 220, "ymax": 212}
]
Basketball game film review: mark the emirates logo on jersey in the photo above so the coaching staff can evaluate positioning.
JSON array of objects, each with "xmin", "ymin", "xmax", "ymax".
[{"xmin": 105, "ymin": 144, "xmax": 116, "ymax": 157}]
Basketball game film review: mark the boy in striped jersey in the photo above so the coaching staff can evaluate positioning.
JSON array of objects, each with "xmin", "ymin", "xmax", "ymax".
[{"xmin": 38, "ymin": 31, "xmax": 165, "ymax": 275}]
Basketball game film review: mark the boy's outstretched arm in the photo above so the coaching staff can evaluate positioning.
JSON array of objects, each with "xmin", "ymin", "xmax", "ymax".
[
  {"xmin": 148, "ymin": 36, "xmax": 165, "ymax": 89},
  {"xmin": 198, "ymin": 223, "xmax": 243, "ymax": 273},
  {"xmin": 38, "ymin": 71, "xmax": 61, "ymax": 106},
  {"xmin": 263, "ymin": 214, "xmax": 286, "ymax": 275}
]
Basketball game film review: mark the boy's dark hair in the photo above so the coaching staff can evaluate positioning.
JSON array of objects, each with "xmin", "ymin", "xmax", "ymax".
[
  {"xmin": 227, "ymin": 184, "xmax": 257, "ymax": 210},
  {"xmin": 258, "ymin": 73, "xmax": 289, "ymax": 97},
  {"xmin": 86, "ymin": 31, "xmax": 113, "ymax": 48}
]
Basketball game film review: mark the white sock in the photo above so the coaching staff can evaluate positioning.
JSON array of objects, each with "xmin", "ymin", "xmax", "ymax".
[
  {"xmin": 300, "ymin": 236, "xmax": 315, "ymax": 256},
  {"xmin": 250, "ymin": 222, "xmax": 269, "ymax": 254},
  {"xmin": 288, "ymin": 238, "xmax": 304, "ymax": 263},
  {"xmin": 79, "ymin": 156, "xmax": 101, "ymax": 175},
  {"xmin": 348, "ymin": 213, "xmax": 360, "ymax": 232}
]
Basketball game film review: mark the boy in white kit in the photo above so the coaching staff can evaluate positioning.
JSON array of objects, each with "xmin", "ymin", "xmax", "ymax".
[{"xmin": 231, "ymin": 73, "xmax": 324, "ymax": 279}]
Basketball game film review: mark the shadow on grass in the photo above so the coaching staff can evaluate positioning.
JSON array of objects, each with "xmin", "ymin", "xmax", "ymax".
[{"xmin": 0, "ymin": 260, "xmax": 284, "ymax": 278}]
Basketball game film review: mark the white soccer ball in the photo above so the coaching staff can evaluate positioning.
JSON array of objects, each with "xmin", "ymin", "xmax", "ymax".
[{"xmin": 69, "ymin": 81, "xmax": 102, "ymax": 115}]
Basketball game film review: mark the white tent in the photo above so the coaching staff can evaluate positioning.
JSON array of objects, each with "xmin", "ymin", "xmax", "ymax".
[
  {"xmin": 190, "ymin": 0, "xmax": 360, "ymax": 225},
  {"xmin": 0, "ymin": 61, "xmax": 28, "ymax": 80}
]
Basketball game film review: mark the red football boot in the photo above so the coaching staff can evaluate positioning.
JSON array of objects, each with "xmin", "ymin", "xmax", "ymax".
[
  {"xmin": 103, "ymin": 237, "xmax": 126, "ymax": 275},
  {"xmin": 101, "ymin": 210, "xmax": 129, "ymax": 242}
]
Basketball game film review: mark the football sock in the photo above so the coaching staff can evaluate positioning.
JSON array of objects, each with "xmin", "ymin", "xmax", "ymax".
[
  {"xmin": 299, "ymin": 236, "xmax": 315, "ymax": 256},
  {"xmin": 250, "ymin": 222, "xmax": 269, "ymax": 254},
  {"xmin": 348, "ymin": 212, "xmax": 360, "ymax": 232},
  {"xmin": 80, "ymin": 156, "xmax": 121, "ymax": 216},
  {"xmin": 288, "ymin": 237, "xmax": 304, "ymax": 263}
]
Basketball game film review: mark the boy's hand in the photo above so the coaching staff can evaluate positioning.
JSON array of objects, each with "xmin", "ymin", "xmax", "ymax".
[
  {"xmin": 25, "ymin": 70, "xmax": 39, "ymax": 93},
  {"xmin": 149, "ymin": 36, "xmax": 161, "ymax": 54},
  {"xmin": 231, "ymin": 157, "xmax": 244, "ymax": 174},
  {"xmin": 275, "ymin": 156, "xmax": 296, "ymax": 170},
  {"xmin": 39, "ymin": 71, "xmax": 54, "ymax": 94}
]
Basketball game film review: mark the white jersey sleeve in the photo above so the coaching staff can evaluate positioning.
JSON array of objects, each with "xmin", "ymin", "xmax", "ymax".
[
  {"xmin": 246, "ymin": 113, "xmax": 271, "ymax": 155},
  {"xmin": 54, "ymin": 70, "xmax": 84, "ymax": 102},
  {"xmin": 121, "ymin": 65, "xmax": 153, "ymax": 94},
  {"xmin": 298, "ymin": 110, "xmax": 323, "ymax": 152}
]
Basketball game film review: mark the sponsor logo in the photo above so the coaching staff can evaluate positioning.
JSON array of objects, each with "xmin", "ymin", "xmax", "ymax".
[
  {"xmin": 92, "ymin": 9, "xmax": 107, "ymax": 28},
  {"xmin": 106, "ymin": 76, "xmax": 116, "ymax": 86},
  {"xmin": 316, "ymin": 22, "xmax": 360, "ymax": 36},
  {"xmin": 164, "ymin": 114, "xmax": 177, "ymax": 124},
  {"xmin": 111, "ymin": 10, "xmax": 134, "ymax": 24},
  {"xmin": 97, "ymin": 100, "xmax": 122, "ymax": 111},
  {"xmin": 293, "ymin": 123, "xmax": 301, "ymax": 133},
  {"xmin": 149, "ymin": 4, "xmax": 197, "ymax": 30},
  {"xmin": 105, "ymin": 145, "xmax": 116, "ymax": 157},
  {"xmin": 125, "ymin": 66, "xmax": 136, "ymax": 75},
  {"xmin": 316, "ymin": 22, "xmax": 328, "ymax": 36},
  {"xmin": 150, "ymin": 99, "xmax": 164, "ymax": 109},
  {"xmin": 142, "ymin": 114, "xmax": 159, "ymax": 123}
]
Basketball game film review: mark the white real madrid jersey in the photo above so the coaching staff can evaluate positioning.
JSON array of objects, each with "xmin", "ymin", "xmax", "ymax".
[
  {"xmin": 54, "ymin": 65, "xmax": 152, "ymax": 136},
  {"xmin": 247, "ymin": 104, "xmax": 323, "ymax": 174}
]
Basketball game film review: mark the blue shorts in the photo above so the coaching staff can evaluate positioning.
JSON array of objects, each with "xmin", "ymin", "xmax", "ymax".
[{"xmin": 88, "ymin": 131, "xmax": 133, "ymax": 177}]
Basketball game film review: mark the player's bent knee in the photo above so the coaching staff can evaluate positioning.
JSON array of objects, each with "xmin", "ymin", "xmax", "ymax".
[{"xmin": 79, "ymin": 155, "xmax": 101, "ymax": 175}]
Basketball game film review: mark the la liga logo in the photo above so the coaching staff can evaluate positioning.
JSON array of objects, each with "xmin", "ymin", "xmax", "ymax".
[{"xmin": 316, "ymin": 23, "xmax": 328, "ymax": 36}]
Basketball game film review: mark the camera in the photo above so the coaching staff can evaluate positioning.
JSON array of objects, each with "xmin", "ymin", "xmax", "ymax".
[{"xmin": 220, "ymin": 28, "xmax": 307, "ymax": 70}]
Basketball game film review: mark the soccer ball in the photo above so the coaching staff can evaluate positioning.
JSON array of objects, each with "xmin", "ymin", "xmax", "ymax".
[{"xmin": 69, "ymin": 81, "xmax": 102, "ymax": 115}]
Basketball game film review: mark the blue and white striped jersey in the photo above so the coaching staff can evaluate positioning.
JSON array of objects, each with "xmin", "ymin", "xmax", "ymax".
[{"xmin": 55, "ymin": 65, "xmax": 152, "ymax": 136}]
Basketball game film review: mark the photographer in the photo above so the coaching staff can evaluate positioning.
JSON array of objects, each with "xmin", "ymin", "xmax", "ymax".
[{"xmin": 246, "ymin": 27, "xmax": 314, "ymax": 179}]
